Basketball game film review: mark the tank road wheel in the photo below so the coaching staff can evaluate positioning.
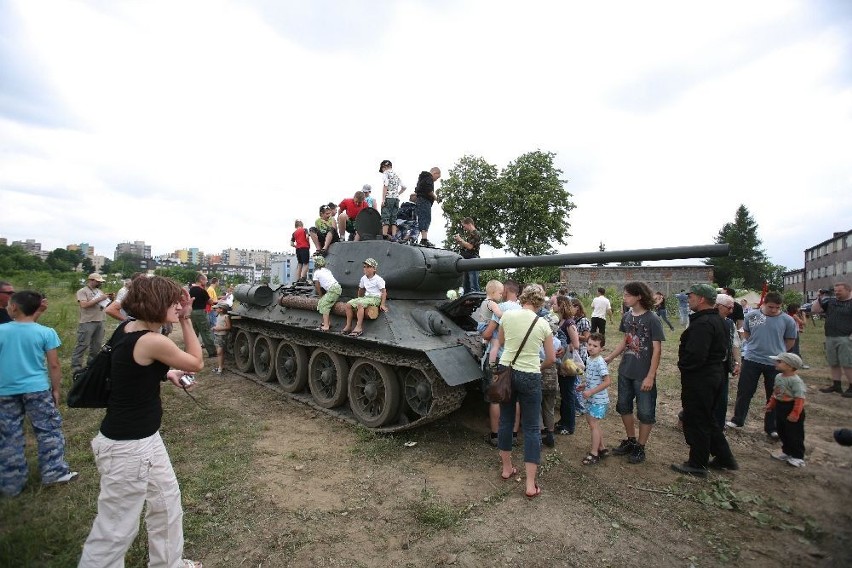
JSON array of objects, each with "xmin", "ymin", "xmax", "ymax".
[
  {"xmin": 252, "ymin": 335, "xmax": 279, "ymax": 382},
  {"xmin": 275, "ymin": 342, "xmax": 308, "ymax": 392},
  {"xmin": 348, "ymin": 359, "xmax": 401, "ymax": 428},
  {"xmin": 308, "ymin": 349, "xmax": 350, "ymax": 408},
  {"xmin": 233, "ymin": 330, "xmax": 255, "ymax": 372},
  {"xmin": 402, "ymin": 368, "xmax": 433, "ymax": 417}
]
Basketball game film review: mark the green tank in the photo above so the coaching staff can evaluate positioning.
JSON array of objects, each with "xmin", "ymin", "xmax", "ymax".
[{"xmin": 229, "ymin": 211, "xmax": 728, "ymax": 431}]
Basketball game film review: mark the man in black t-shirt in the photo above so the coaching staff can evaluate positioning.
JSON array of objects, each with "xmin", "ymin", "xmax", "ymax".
[
  {"xmin": 0, "ymin": 281, "xmax": 13, "ymax": 324},
  {"xmin": 723, "ymin": 287, "xmax": 744, "ymax": 330},
  {"xmin": 189, "ymin": 273, "xmax": 217, "ymax": 357}
]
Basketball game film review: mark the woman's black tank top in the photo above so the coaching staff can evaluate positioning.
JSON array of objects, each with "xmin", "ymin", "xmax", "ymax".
[{"xmin": 100, "ymin": 326, "xmax": 168, "ymax": 440}]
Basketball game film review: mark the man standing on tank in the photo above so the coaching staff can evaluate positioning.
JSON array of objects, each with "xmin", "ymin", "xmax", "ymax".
[
  {"xmin": 453, "ymin": 217, "xmax": 481, "ymax": 294},
  {"xmin": 414, "ymin": 167, "xmax": 441, "ymax": 248},
  {"xmin": 189, "ymin": 273, "xmax": 217, "ymax": 358}
]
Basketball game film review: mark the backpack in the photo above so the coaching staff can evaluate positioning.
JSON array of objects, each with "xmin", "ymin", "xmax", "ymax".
[{"xmin": 67, "ymin": 321, "xmax": 129, "ymax": 408}]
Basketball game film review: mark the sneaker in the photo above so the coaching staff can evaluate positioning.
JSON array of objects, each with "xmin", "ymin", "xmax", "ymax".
[
  {"xmin": 44, "ymin": 471, "xmax": 79, "ymax": 486},
  {"xmin": 420, "ymin": 239, "xmax": 435, "ymax": 248},
  {"xmin": 820, "ymin": 383, "xmax": 842, "ymax": 394},
  {"xmin": 612, "ymin": 438, "xmax": 637, "ymax": 456},
  {"xmin": 771, "ymin": 450, "xmax": 790, "ymax": 461},
  {"xmin": 787, "ymin": 457, "xmax": 806, "ymax": 468},
  {"xmin": 801, "ymin": 364, "xmax": 811, "ymax": 370},
  {"xmin": 843, "ymin": 387, "xmax": 852, "ymax": 398},
  {"xmin": 212, "ymin": 367, "xmax": 222, "ymax": 374},
  {"xmin": 725, "ymin": 421, "xmax": 742, "ymax": 429},
  {"xmin": 557, "ymin": 428, "xmax": 573, "ymax": 435},
  {"xmin": 628, "ymin": 444, "xmax": 646, "ymax": 464},
  {"xmin": 486, "ymin": 433, "xmax": 498, "ymax": 447},
  {"xmin": 542, "ymin": 431, "xmax": 555, "ymax": 448},
  {"xmin": 768, "ymin": 431, "xmax": 780, "ymax": 441}
]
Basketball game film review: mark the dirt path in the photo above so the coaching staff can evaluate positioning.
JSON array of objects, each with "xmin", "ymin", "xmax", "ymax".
[{"xmin": 188, "ymin": 366, "xmax": 851, "ymax": 567}]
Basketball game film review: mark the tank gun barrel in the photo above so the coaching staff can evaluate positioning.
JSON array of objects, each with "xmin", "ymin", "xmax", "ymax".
[{"xmin": 455, "ymin": 244, "xmax": 729, "ymax": 272}]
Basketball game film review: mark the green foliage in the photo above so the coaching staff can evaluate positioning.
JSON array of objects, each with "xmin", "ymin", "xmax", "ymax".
[
  {"xmin": 155, "ymin": 266, "xmax": 201, "ymax": 285},
  {"xmin": 45, "ymin": 248, "xmax": 84, "ymax": 272},
  {"xmin": 439, "ymin": 155, "xmax": 501, "ymax": 249},
  {"xmin": 440, "ymin": 150, "xmax": 575, "ymax": 257},
  {"xmin": 0, "ymin": 244, "xmax": 48, "ymax": 272},
  {"xmin": 706, "ymin": 205, "xmax": 773, "ymax": 290},
  {"xmin": 107, "ymin": 253, "xmax": 147, "ymax": 277},
  {"xmin": 782, "ymin": 289, "xmax": 804, "ymax": 307}
]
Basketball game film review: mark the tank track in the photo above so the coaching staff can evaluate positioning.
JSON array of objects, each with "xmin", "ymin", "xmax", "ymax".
[{"xmin": 230, "ymin": 320, "xmax": 467, "ymax": 433}]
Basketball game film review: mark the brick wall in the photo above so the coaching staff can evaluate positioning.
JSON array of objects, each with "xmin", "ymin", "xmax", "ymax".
[{"xmin": 559, "ymin": 265, "xmax": 715, "ymax": 296}]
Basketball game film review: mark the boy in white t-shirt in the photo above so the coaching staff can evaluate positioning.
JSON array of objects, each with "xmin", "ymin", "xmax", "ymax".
[
  {"xmin": 342, "ymin": 258, "xmax": 387, "ymax": 337},
  {"xmin": 312, "ymin": 255, "xmax": 342, "ymax": 332},
  {"xmin": 211, "ymin": 302, "xmax": 231, "ymax": 374}
]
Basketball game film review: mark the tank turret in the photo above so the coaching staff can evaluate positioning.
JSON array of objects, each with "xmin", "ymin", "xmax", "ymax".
[{"xmin": 229, "ymin": 219, "xmax": 729, "ymax": 432}]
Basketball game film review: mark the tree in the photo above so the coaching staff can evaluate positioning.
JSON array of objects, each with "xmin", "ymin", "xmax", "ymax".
[
  {"xmin": 45, "ymin": 248, "xmax": 84, "ymax": 272},
  {"xmin": 500, "ymin": 151, "xmax": 575, "ymax": 257},
  {"xmin": 706, "ymin": 205, "xmax": 771, "ymax": 290},
  {"xmin": 440, "ymin": 150, "xmax": 575, "ymax": 257},
  {"xmin": 439, "ymin": 155, "xmax": 501, "ymax": 248}
]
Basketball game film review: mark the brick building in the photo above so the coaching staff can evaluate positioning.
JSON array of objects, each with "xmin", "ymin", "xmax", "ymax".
[{"xmin": 803, "ymin": 229, "xmax": 852, "ymax": 300}]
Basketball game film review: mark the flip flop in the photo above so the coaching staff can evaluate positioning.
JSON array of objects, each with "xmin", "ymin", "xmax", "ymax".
[
  {"xmin": 348, "ymin": 330, "xmax": 363, "ymax": 337},
  {"xmin": 525, "ymin": 484, "xmax": 541, "ymax": 500},
  {"xmin": 501, "ymin": 467, "xmax": 518, "ymax": 481},
  {"xmin": 598, "ymin": 448, "xmax": 610, "ymax": 458}
]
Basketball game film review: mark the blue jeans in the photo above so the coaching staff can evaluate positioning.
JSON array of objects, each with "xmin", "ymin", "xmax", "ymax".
[
  {"xmin": 615, "ymin": 374, "xmax": 657, "ymax": 424},
  {"xmin": 415, "ymin": 197, "xmax": 433, "ymax": 232},
  {"xmin": 462, "ymin": 270, "xmax": 480, "ymax": 295},
  {"xmin": 498, "ymin": 369, "xmax": 542, "ymax": 464},
  {"xmin": 0, "ymin": 391, "xmax": 72, "ymax": 496},
  {"xmin": 731, "ymin": 359, "xmax": 777, "ymax": 433}
]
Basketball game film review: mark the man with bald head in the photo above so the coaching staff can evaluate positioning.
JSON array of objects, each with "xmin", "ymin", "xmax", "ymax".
[
  {"xmin": 812, "ymin": 282, "xmax": 852, "ymax": 397},
  {"xmin": 414, "ymin": 166, "xmax": 441, "ymax": 248}
]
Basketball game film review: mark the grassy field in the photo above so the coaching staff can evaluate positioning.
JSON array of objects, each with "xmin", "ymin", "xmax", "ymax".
[{"xmin": 1, "ymin": 277, "xmax": 850, "ymax": 567}]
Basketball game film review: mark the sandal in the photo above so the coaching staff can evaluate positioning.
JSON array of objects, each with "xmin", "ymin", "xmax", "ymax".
[
  {"xmin": 582, "ymin": 453, "xmax": 600, "ymax": 466},
  {"xmin": 181, "ymin": 561, "xmax": 202, "ymax": 568},
  {"xmin": 501, "ymin": 467, "xmax": 518, "ymax": 481},
  {"xmin": 598, "ymin": 448, "xmax": 609, "ymax": 458},
  {"xmin": 525, "ymin": 483, "xmax": 541, "ymax": 499},
  {"xmin": 348, "ymin": 330, "xmax": 363, "ymax": 337}
]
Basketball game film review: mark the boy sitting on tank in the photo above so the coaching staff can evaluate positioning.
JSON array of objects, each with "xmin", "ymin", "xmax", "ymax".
[
  {"xmin": 392, "ymin": 193, "xmax": 419, "ymax": 244},
  {"xmin": 309, "ymin": 204, "xmax": 340, "ymax": 256},
  {"xmin": 341, "ymin": 258, "xmax": 388, "ymax": 337},
  {"xmin": 312, "ymin": 255, "xmax": 342, "ymax": 332}
]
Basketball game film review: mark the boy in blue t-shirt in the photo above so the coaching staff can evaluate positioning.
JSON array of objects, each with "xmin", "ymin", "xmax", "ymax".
[
  {"xmin": 579, "ymin": 333, "xmax": 612, "ymax": 464},
  {"xmin": 0, "ymin": 291, "xmax": 77, "ymax": 496}
]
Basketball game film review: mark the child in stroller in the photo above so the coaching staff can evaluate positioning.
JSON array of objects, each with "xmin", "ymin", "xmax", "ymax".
[{"xmin": 392, "ymin": 194, "xmax": 419, "ymax": 244}]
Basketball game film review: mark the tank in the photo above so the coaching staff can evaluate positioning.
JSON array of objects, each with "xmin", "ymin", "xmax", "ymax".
[{"xmin": 228, "ymin": 210, "xmax": 729, "ymax": 432}]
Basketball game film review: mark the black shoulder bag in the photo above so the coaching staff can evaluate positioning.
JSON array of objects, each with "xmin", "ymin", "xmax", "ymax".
[
  {"xmin": 67, "ymin": 321, "xmax": 129, "ymax": 408},
  {"xmin": 486, "ymin": 316, "xmax": 540, "ymax": 404}
]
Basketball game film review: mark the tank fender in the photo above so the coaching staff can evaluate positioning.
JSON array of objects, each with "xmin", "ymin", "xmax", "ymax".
[
  {"xmin": 411, "ymin": 309, "xmax": 450, "ymax": 336},
  {"xmin": 426, "ymin": 345, "xmax": 483, "ymax": 386}
]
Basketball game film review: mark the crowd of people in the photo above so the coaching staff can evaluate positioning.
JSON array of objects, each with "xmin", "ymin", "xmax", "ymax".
[{"xmin": 472, "ymin": 278, "xmax": 852, "ymax": 496}]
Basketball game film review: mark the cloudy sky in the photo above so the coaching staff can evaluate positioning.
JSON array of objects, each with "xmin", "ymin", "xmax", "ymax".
[{"xmin": 2, "ymin": 0, "xmax": 850, "ymax": 270}]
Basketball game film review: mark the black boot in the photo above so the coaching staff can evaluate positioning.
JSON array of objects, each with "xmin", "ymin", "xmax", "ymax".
[{"xmin": 820, "ymin": 381, "xmax": 842, "ymax": 394}]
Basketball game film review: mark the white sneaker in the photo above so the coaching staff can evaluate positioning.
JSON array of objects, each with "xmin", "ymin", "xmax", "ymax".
[
  {"xmin": 787, "ymin": 457, "xmax": 806, "ymax": 468},
  {"xmin": 771, "ymin": 451, "xmax": 790, "ymax": 461},
  {"xmin": 213, "ymin": 367, "xmax": 222, "ymax": 374},
  {"xmin": 45, "ymin": 471, "xmax": 78, "ymax": 485},
  {"xmin": 725, "ymin": 421, "xmax": 742, "ymax": 429}
]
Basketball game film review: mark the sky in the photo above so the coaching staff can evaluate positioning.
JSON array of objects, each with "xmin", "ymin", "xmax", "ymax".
[{"xmin": 2, "ymin": 0, "xmax": 851, "ymax": 270}]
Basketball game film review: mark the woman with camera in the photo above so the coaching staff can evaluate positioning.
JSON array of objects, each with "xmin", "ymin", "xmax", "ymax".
[
  {"xmin": 496, "ymin": 284, "xmax": 556, "ymax": 499},
  {"xmin": 79, "ymin": 276, "xmax": 204, "ymax": 568}
]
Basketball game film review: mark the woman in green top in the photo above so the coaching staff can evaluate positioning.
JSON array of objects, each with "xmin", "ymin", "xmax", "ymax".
[{"xmin": 496, "ymin": 284, "xmax": 556, "ymax": 498}]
